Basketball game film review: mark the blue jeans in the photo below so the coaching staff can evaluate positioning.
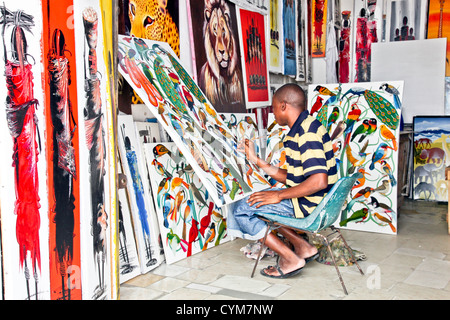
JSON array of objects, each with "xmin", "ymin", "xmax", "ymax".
[{"xmin": 227, "ymin": 188, "xmax": 295, "ymax": 240}]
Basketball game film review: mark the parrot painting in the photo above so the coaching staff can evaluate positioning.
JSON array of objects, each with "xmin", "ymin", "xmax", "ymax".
[
  {"xmin": 327, "ymin": 106, "xmax": 340, "ymax": 132},
  {"xmin": 341, "ymin": 87, "xmax": 400, "ymax": 130}
]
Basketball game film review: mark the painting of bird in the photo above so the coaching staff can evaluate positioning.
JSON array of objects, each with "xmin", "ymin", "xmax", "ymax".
[
  {"xmin": 368, "ymin": 196, "xmax": 397, "ymax": 232},
  {"xmin": 202, "ymin": 223, "xmax": 216, "ymax": 251},
  {"xmin": 379, "ymin": 124, "xmax": 397, "ymax": 151},
  {"xmin": 157, "ymin": 177, "xmax": 172, "ymax": 206},
  {"xmin": 350, "ymin": 119, "xmax": 370, "ymax": 143},
  {"xmin": 152, "ymin": 159, "xmax": 172, "ymax": 178},
  {"xmin": 182, "ymin": 85, "xmax": 201, "ymax": 124},
  {"xmin": 171, "ymin": 177, "xmax": 189, "ymax": 191},
  {"xmin": 330, "ymin": 121, "xmax": 345, "ymax": 141},
  {"xmin": 352, "ymin": 168, "xmax": 370, "ymax": 191},
  {"xmin": 327, "ymin": 106, "xmax": 340, "ymax": 132},
  {"xmin": 310, "ymin": 96, "xmax": 324, "ymax": 115},
  {"xmin": 345, "ymin": 141, "xmax": 369, "ymax": 174},
  {"xmin": 380, "ymin": 83, "xmax": 401, "ymax": 110},
  {"xmin": 379, "ymin": 160, "xmax": 397, "ymax": 187},
  {"xmin": 369, "ymin": 143, "xmax": 392, "ymax": 170},
  {"xmin": 245, "ymin": 116, "xmax": 258, "ymax": 130},
  {"xmin": 187, "ymin": 218, "xmax": 199, "ymax": 257},
  {"xmin": 341, "ymin": 87, "xmax": 400, "ymax": 130},
  {"xmin": 351, "ymin": 118, "xmax": 377, "ymax": 143},
  {"xmin": 190, "ymin": 182, "xmax": 208, "ymax": 207},
  {"xmin": 162, "ymin": 193, "xmax": 175, "ymax": 228},
  {"xmin": 314, "ymin": 85, "xmax": 336, "ymax": 96},
  {"xmin": 339, "ymin": 208, "xmax": 369, "ymax": 226},
  {"xmin": 199, "ymin": 202, "xmax": 214, "ymax": 237}
]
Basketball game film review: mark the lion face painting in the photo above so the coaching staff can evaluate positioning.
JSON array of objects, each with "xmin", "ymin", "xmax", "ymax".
[{"xmin": 197, "ymin": 0, "xmax": 245, "ymax": 112}]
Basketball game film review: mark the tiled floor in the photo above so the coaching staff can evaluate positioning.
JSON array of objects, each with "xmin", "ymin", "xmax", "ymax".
[{"xmin": 119, "ymin": 199, "xmax": 450, "ymax": 300}]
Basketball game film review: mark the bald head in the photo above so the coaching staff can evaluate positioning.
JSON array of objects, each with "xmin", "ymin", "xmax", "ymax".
[{"xmin": 273, "ymin": 83, "xmax": 306, "ymax": 111}]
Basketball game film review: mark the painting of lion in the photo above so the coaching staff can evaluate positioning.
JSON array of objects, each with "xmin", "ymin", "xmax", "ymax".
[{"xmin": 190, "ymin": 0, "xmax": 246, "ymax": 113}]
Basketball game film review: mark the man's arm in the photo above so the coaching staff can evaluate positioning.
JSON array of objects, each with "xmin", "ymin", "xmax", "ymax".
[
  {"xmin": 238, "ymin": 138, "xmax": 287, "ymax": 184},
  {"xmin": 247, "ymin": 172, "xmax": 328, "ymax": 208}
]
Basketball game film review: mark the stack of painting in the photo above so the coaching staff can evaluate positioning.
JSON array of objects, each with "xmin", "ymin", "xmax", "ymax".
[{"xmin": 118, "ymin": 35, "xmax": 272, "ymax": 208}]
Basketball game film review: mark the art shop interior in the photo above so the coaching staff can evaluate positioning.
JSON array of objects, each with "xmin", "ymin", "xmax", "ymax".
[{"xmin": 0, "ymin": 0, "xmax": 449, "ymax": 301}]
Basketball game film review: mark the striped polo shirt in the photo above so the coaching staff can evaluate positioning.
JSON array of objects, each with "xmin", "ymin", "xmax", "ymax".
[{"xmin": 283, "ymin": 110, "xmax": 338, "ymax": 218}]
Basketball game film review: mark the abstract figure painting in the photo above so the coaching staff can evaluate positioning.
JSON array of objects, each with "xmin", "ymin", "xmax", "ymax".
[
  {"xmin": 338, "ymin": 10, "xmax": 352, "ymax": 83},
  {"xmin": 118, "ymin": 35, "xmax": 272, "ymax": 207},
  {"xmin": 296, "ymin": 0, "xmax": 308, "ymax": 82},
  {"xmin": 386, "ymin": 0, "xmax": 428, "ymax": 42},
  {"xmin": 352, "ymin": 0, "xmax": 381, "ymax": 82},
  {"xmin": 311, "ymin": 0, "xmax": 327, "ymax": 58},
  {"xmin": 236, "ymin": 8, "xmax": 271, "ymax": 108},
  {"xmin": 145, "ymin": 142, "xmax": 229, "ymax": 264},
  {"xmin": 282, "ymin": 0, "xmax": 296, "ymax": 76},
  {"xmin": 117, "ymin": 163, "xmax": 141, "ymax": 283},
  {"xmin": 188, "ymin": 0, "xmax": 246, "ymax": 113},
  {"xmin": 427, "ymin": 0, "xmax": 450, "ymax": 76},
  {"xmin": 118, "ymin": 115, "xmax": 163, "ymax": 273},
  {"xmin": 308, "ymin": 81, "xmax": 403, "ymax": 234},
  {"xmin": 73, "ymin": 1, "xmax": 115, "ymax": 299},
  {"xmin": 0, "ymin": 2, "xmax": 51, "ymax": 300},
  {"xmin": 42, "ymin": 0, "xmax": 82, "ymax": 300},
  {"xmin": 413, "ymin": 116, "xmax": 450, "ymax": 202},
  {"xmin": 269, "ymin": 0, "xmax": 282, "ymax": 73}
]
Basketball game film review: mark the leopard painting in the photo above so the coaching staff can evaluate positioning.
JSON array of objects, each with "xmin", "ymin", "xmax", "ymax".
[{"xmin": 128, "ymin": 0, "xmax": 180, "ymax": 57}]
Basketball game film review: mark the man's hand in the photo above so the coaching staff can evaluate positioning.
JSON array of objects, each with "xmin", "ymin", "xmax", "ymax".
[
  {"xmin": 247, "ymin": 190, "xmax": 282, "ymax": 208},
  {"xmin": 237, "ymin": 138, "xmax": 258, "ymax": 164}
]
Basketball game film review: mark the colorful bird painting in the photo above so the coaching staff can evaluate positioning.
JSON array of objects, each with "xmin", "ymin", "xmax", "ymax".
[
  {"xmin": 310, "ymin": 96, "xmax": 324, "ymax": 115},
  {"xmin": 379, "ymin": 160, "xmax": 397, "ymax": 187},
  {"xmin": 368, "ymin": 196, "xmax": 396, "ymax": 232},
  {"xmin": 182, "ymin": 85, "xmax": 201, "ymax": 124},
  {"xmin": 345, "ymin": 141, "xmax": 369, "ymax": 174},
  {"xmin": 187, "ymin": 218, "xmax": 199, "ymax": 257},
  {"xmin": 162, "ymin": 193, "xmax": 175, "ymax": 228},
  {"xmin": 379, "ymin": 124, "xmax": 397, "ymax": 151},
  {"xmin": 244, "ymin": 116, "xmax": 258, "ymax": 130},
  {"xmin": 350, "ymin": 119, "xmax": 370, "ymax": 143},
  {"xmin": 339, "ymin": 208, "xmax": 369, "ymax": 226},
  {"xmin": 380, "ymin": 83, "xmax": 401, "ymax": 110},
  {"xmin": 351, "ymin": 118, "xmax": 377, "ymax": 143},
  {"xmin": 343, "ymin": 103, "xmax": 361, "ymax": 147},
  {"xmin": 352, "ymin": 168, "xmax": 370, "ymax": 191},
  {"xmin": 171, "ymin": 176, "xmax": 189, "ymax": 191},
  {"xmin": 202, "ymin": 223, "xmax": 216, "ymax": 251},
  {"xmin": 327, "ymin": 106, "xmax": 340, "ymax": 132},
  {"xmin": 341, "ymin": 87, "xmax": 400, "ymax": 130},
  {"xmin": 314, "ymin": 85, "xmax": 336, "ymax": 96},
  {"xmin": 199, "ymin": 202, "xmax": 214, "ymax": 237},
  {"xmin": 369, "ymin": 143, "xmax": 392, "ymax": 170},
  {"xmin": 152, "ymin": 159, "xmax": 172, "ymax": 178}
]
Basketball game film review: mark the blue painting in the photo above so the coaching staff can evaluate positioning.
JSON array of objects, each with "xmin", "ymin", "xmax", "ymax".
[{"xmin": 413, "ymin": 116, "xmax": 450, "ymax": 202}]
